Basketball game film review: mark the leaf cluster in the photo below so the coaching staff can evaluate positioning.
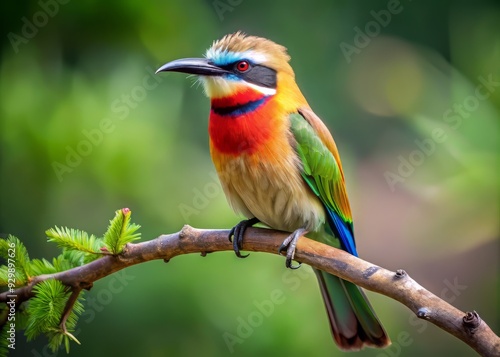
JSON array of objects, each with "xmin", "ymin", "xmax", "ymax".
[{"xmin": 0, "ymin": 208, "xmax": 141, "ymax": 356}]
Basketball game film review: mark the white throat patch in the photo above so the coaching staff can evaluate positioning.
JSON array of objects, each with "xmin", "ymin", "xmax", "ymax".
[{"xmin": 200, "ymin": 77, "xmax": 276, "ymax": 98}]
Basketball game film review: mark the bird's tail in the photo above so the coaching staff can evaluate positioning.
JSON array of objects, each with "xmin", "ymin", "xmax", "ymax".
[{"xmin": 314, "ymin": 268, "xmax": 391, "ymax": 350}]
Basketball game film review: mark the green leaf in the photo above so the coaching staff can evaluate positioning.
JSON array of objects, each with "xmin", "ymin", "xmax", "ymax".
[
  {"xmin": 0, "ymin": 269, "xmax": 8, "ymax": 286},
  {"xmin": 15, "ymin": 304, "xmax": 30, "ymax": 331},
  {"xmin": 46, "ymin": 226, "xmax": 104, "ymax": 262},
  {"xmin": 30, "ymin": 252, "xmax": 86, "ymax": 277},
  {"xmin": 25, "ymin": 279, "xmax": 68, "ymax": 341},
  {"xmin": 47, "ymin": 330, "xmax": 64, "ymax": 354},
  {"xmin": 29, "ymin": 258, "xmax": 58, "ymax": 276},
  {"xmin": 0, "ymin": 235, "xmax": 32, "ymax": 284},
  {"xmin": 0, "ymin": 323, "xmax": 9, "ymax": 357},
  {"xmin": 103, "ymin": 208, "xmax": 141, "ymax": 254},
  {"xmin": 53, "ymin": 253, "xmax": 78, "ymax": 271},
  {"xmin": 25, "ymin": 279, "xmax": 84, "ymax": 353},
  {"xmin": 60, "ymin": 250, "xmax": 85, "ymax": 266}
]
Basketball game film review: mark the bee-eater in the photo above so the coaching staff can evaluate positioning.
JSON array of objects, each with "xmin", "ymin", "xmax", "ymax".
[{"xmin": 156, "ymin": 32, "xmax": 390, "ymax": 350}]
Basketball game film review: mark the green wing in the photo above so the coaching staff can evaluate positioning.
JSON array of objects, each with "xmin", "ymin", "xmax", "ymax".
[
  {"xmin": 290, "ymin": 112, "xmax": 389, "ymax": 349},
  {"xmin": 289, "ymin": 112, "xmax": 357, "ymax": 256}
]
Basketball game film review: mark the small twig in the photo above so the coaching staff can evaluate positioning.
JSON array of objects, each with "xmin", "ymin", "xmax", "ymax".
[
  {"xmin": 59, "ymin": 286, "xmax": 82, "ymax": 334},
  {"xmin": 0, "ymin": 226, "xmax": 498, "ymax": 356}
]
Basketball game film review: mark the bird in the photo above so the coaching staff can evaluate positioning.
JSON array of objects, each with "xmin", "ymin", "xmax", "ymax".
[{"xmin": 156, "ymin": 32, "xmax": 390, "ymax": 351}]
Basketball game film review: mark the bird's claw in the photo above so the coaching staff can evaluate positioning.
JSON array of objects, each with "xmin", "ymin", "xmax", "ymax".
[
  {"xmin": 278, "ymin": 228, "xmax": 307, "ymax": 269},
  {"xmin": 229, "ymin": 217, "xmax": 259, "ymax": 258}
]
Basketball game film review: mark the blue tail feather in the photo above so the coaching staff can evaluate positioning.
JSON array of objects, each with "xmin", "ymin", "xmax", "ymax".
[{"xmin": 326, "ymin": 208, "xmax": 358, "ymax": 256}]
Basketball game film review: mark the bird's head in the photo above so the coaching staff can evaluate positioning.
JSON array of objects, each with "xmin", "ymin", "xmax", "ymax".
[{"xmin": 156, "ymin": 32, "xmax": 305, "ymax": 105}]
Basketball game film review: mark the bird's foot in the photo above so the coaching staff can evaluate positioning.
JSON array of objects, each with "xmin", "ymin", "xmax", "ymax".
[
  {"xmin": 278, "ymin": 228, "xmax": 308, "ymax": 269},
  {"xmin": 229, "ymin": 217, "xmax": 260, "ymax": 258}
]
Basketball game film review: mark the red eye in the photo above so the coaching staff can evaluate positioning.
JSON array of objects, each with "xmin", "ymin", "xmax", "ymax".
[{"xmin": 236, "ymin": 61, "xmax": 250, "ymax": 72}]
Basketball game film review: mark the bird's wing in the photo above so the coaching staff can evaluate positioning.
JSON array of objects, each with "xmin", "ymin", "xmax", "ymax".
[{"xmin": 289, "ymin": 109, "xmax": 357, "ymax": 256}]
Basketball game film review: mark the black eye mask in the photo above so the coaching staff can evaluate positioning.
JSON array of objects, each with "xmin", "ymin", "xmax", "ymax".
[{"xmin": 220, "ymin": 62, "xmax": 277, "ymax": 89}]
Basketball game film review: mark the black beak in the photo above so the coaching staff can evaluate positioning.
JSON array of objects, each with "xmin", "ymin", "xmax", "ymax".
[{"xmin": 155, "ymin": 58, "xmax": 229, "ymax": 76}]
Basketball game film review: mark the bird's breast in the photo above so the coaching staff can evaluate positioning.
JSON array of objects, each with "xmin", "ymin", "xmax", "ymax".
[{"xmin": 209, "ymin": 111, "xmax": 325, "ymax": 232}]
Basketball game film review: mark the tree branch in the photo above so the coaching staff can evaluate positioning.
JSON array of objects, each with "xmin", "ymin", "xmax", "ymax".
[{"xmin": 1, "ymin": 226, "xmax": 498, "ymax": 356}]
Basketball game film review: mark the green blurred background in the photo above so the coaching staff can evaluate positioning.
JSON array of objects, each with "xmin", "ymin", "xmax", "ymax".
[{"xmin": 1, "ymin": 0, "xmax": 499, "ymax": 356}]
